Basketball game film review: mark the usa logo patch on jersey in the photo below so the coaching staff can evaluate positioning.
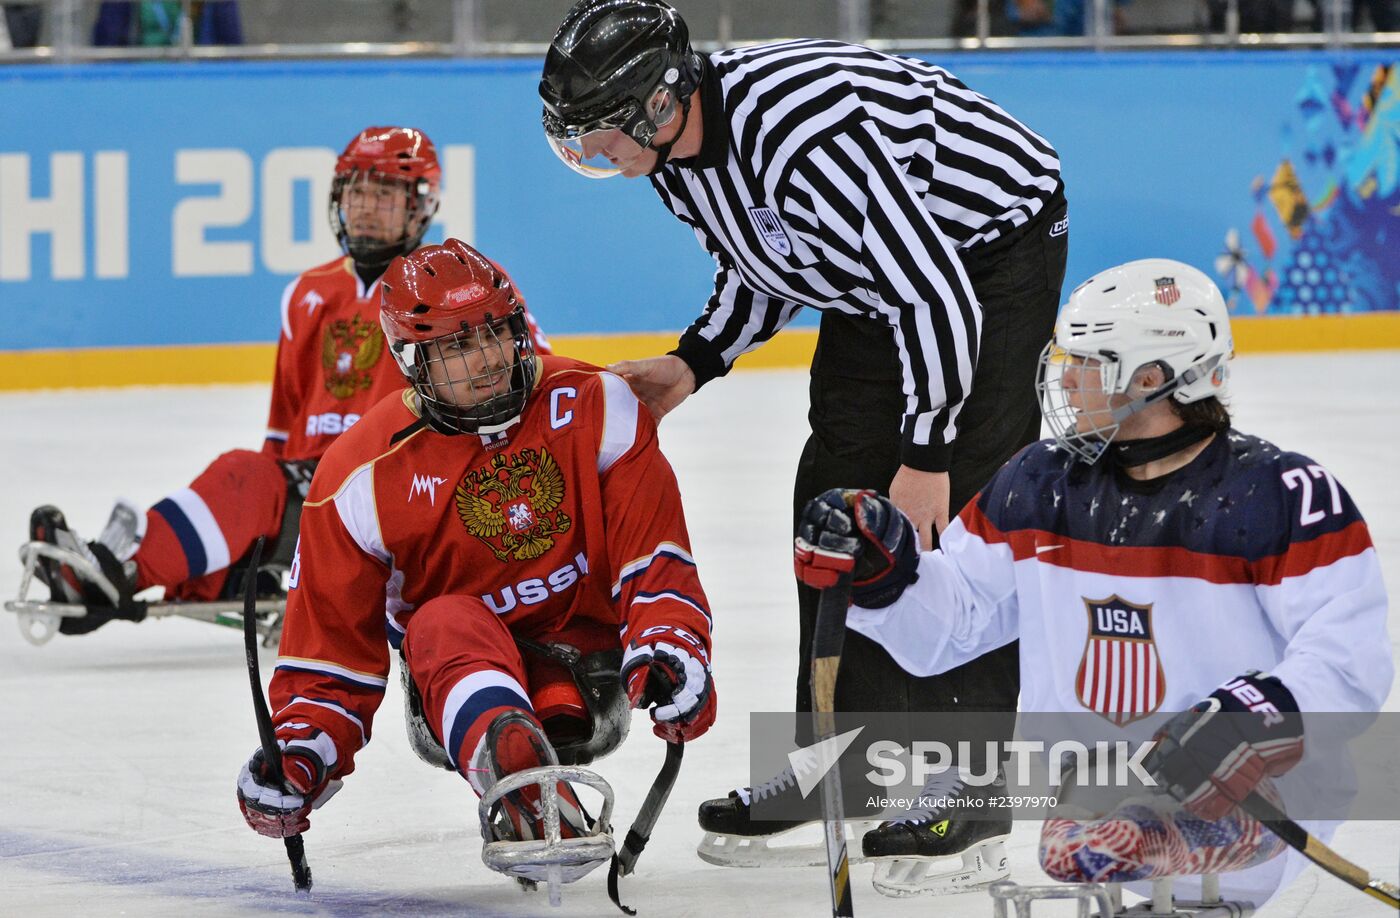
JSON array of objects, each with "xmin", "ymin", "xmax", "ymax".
[
  {"xmin": 1075, "ymin": 595, "xmax": 1166, "ymax": 726},
  {"xmin": 748, "ymin": 206, "xmax": 792, "ymax": 256}
]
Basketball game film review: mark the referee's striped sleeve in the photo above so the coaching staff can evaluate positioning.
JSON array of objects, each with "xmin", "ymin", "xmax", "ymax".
[
  {"xmin": 669, "ymin": 233, "xmax": 804, "ymax": 389},
  {"xmin": 783, "ymin": 125, "xmax": 980, "ymax": 471}
]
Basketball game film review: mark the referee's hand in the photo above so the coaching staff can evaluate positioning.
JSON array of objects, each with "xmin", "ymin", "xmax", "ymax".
[
  {"xmin": 889, "ymin": 465, "xmax": 950, "ymax": 549},
  {"xmin": 608, "ymin": 355, "xmax": 696, "ymax": 422}
]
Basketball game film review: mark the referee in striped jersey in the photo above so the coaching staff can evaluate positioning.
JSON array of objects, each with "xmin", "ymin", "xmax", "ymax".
[{"xmin": 541, "ymin": 0, "xmax": 1066, "ymax": 875}]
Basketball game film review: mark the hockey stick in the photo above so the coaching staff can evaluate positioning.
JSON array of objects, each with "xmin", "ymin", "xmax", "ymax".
[
  {"xmin": 812, "ymin": 572, "xmax": 855, "ymax": 918},
  {"xmin": 1240, "ymin": 791, "xmax": 1398, "ymax": 908},
  {"xmin": 607, "ymin": 738, "xmax": 684, "ymax": 915},
  {"xmin": 241, "ymin": 536, "xmax": 313, "ymax": 894}
]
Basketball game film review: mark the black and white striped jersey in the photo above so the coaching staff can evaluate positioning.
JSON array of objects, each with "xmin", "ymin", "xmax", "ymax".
[{"xmin": 654, "ymin": 39, "xmax": 1061, "ymax": 470}]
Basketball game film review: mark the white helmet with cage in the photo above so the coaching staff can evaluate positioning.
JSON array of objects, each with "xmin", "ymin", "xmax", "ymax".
[{"xmin": 1037, "ymin": 258, "xmax": 1234, "ymax": 463}]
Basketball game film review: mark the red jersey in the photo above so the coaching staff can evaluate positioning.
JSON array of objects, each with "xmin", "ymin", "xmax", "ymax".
[
  {"xmin": 268, "ymin": 356, "xmax": 713, "ymax": 778},
  {"xmin": 264, "ymin": 256, "xmax": 550, "ymax": 463}
]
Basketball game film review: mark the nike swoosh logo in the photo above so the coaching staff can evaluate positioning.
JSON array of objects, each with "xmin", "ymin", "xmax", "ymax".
[{"xmin": 1035, "ymin": 545, "xmax": 1064, "ymax": 554}]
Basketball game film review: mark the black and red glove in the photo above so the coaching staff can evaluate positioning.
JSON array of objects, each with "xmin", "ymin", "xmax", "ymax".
[
  {"xmin": 621, "ymin": 624, "xmax": 715, "ymax": 742},
  {"xmin": 795, "ymin": 488, "xmax": 920, "ymax": 607},
  {"xmin": 1145, "ymin": 671, "xmax": 1304, "ymax": 821},
  {"xmin": 236, "ymin": 725, "xmax": 342, "ymax": 838}
]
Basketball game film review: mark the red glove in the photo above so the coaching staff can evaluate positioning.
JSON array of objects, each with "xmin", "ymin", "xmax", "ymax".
[
  {"xmin": 622, "ymin": 624, "xmax": 716, "ymax": 742},
  {"xmin": 795, "ymin": 489, "xmax": 920, "ymax": 606},
  {"xmin": 793, "ymin": 490, "xmax": 859, "ymax": 589},
  {"xmin": 236, "ymin": 726, "xmax": 342, "ymax": 838}
]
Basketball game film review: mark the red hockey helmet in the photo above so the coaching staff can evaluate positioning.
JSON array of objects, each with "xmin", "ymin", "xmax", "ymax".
[
  {"xmin": 329, "ymin": 126, "xmax": 442, "ymax": 271},
  {"xmin": 380, "ymin": 239, "xmax": 538, "ymax": 435}
]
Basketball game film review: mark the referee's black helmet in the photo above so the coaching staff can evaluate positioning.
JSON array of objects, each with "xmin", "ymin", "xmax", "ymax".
[{"xmin": 540, "ymin": 0, "xmax": 701, "ymax": 153}]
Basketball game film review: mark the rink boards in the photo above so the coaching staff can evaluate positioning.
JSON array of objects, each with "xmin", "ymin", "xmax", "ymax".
[{"xmin": 1, "ymin": 50, "xmax": 1399, "ymax": 388}]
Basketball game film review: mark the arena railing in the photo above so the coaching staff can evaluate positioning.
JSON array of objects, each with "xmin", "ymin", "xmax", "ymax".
[{"xmin": 0, "ymin": 0, "xmax": 1395, "ymax": 64}]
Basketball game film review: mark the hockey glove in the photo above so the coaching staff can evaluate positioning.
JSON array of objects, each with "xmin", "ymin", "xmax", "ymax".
[
  {"xmin": 622, "ymin": 624, "xmax": 716, "ymax": 742},
  {"xmin": 795, "ymin": 488, "xmax": 919, "ymax": 607},
  {"xmin": 1144, "ymin": 671, "xmax": 1304, "ymax": 821},
  {"xmin": 236, "ymin": 725, "xmax": 343, "ymax": 838}
]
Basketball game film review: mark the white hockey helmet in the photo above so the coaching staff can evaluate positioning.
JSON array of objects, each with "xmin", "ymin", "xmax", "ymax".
[{"xmin": 1037, "ymin": 258, "xmax": 1233, "ymax": 463}]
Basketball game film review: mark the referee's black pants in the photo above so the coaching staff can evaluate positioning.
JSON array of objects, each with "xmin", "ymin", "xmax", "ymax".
[{"xmin": 792, "ymin": 187, "xmax": 1068, "ymax": 734}]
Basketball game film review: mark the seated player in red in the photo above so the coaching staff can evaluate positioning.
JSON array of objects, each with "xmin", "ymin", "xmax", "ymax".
[
  {"xmin": 18, "ymin": 126, "xmax": 548, "ymax": 638},
  {"xmin": 234, "ymin": 239, "xmax": 715, "ymax": 896}
]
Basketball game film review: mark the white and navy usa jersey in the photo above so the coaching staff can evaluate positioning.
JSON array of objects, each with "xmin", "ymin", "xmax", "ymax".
[
  {"xmin": 847, "ymin": 430, "xmax": 1392, "ymax": 718},
  {"xmin": 656, "ymin": 41, "xmax": 1061, "ymax": 469}
]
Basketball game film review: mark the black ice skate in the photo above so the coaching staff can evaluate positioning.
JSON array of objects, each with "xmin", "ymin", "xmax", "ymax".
[
  {"xmin": 697, "ymin": 749, "xmax": 878, "ymax": 868},
  {"xmin": 24, "ymin": 504, "xmax": 142, "ymax": 636},
  {"xmin": 475, "ymin": 711, "xmax": 615, "ymax": 907},
  {"xmin": 862, "ymin": 771, "xmax": 1011, "ymax": 897}
]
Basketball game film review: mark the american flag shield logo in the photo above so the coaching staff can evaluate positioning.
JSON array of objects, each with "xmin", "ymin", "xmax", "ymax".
[
  {"xmin": 1075, "ymin": 595, "xmax": 1166, "ymax": 726},
  {"xmin": 1153, "ymin": 276, "xmax": 1181, "ymax": 306}
]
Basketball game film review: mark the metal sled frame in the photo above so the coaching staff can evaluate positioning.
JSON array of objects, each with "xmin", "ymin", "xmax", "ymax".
[
  {"xmin": 990, "ymin": 875, "xmax": 1252, "ymax": 918},
  {"xmin": 478, "ymin": 765, "xmax": 616, "ymax": 908},
  {"xmin": 7, "ymin": 541, "xmax": 285, "ymax": 647}
]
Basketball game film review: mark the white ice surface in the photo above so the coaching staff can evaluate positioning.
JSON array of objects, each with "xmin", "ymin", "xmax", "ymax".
[{"xmin": 1, "ymin": 354, "xmax": 1396, "ymax": 917}]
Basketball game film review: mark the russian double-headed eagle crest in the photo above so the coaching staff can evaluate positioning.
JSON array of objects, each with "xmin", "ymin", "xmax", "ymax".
[
  {"xmin": 456, "ymin": 447, "xmax": 572, "ymax": 561},
  {"xmin": 322, "ymin": 315, "xmax": 384, "ymax": 399}
]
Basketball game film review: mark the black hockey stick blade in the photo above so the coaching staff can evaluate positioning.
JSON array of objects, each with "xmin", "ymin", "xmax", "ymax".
[
  {"xmin": 1241, "ymin": 791, "xmax": 1398, "ymax": 908},
  {"xmin": 608, "ymin": 667, "xmax": 687, "ymax": 914},
  {"xmin": 242, "ymin": 536, "xmax": 312, "ymax": 894},
  {"xmin": 616, "ymin": 740, "xmax": 684, "ymax": 876},
  {"xmin": 812, "ymin": 571, "xmax": 854, "ymax": 918}
]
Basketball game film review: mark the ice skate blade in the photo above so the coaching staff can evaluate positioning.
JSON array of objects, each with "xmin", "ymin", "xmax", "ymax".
[
  {"xmin": 870, "ymin": 835, "xmax": 1010, "ymax": 898},
  {"xmin": 697, "ymin": 820, "xmax": 877, "ymax": 868}
]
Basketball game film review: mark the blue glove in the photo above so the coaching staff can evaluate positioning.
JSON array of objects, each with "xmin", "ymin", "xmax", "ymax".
[
  {"xmin": 795, "ymin": 488, "xmax": 919, "ymax": 607},
  {"xmin": 1145, "ymin": 671, "xmax": 1303, "ymax": 821}
]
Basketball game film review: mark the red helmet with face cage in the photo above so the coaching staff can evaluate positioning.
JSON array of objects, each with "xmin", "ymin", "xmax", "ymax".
[
  {"xmin": 330, "ymin": 126, "xmax": 442, "ymax": 271},
  {"xmin": 380, "ymin": 239, "xmax": 538, "ymax": 435}
]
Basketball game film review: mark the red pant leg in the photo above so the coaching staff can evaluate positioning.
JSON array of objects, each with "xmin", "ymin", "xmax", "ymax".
[
  {"xmin": 133, "ymin": 449, "xmax": 287, "ymax": 601},
  {"xmin": 403, "ymin": 596, "xmax": 542, "ymax": 793}
]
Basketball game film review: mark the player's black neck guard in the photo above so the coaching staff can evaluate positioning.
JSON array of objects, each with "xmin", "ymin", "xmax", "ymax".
[
  {"xmin": 647, "ymin": 94, "xmax": 693, "ymax": 176},
  {"xmin": 1110, "ymin": 423, "xmax": 1214, "ymax": 469},
  {"xmin": 354, "ymin": 260, "xmax": 390, "ymax": 289}
]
